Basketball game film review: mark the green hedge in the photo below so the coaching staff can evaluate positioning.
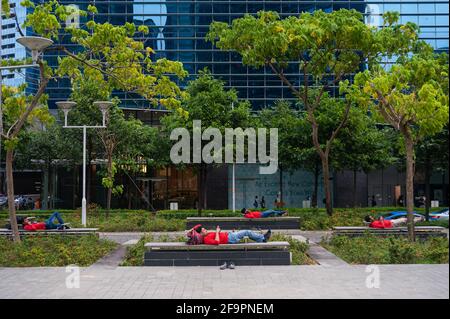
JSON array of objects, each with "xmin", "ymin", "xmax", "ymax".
[
  {"xmin": 0, "ymin": 235, "xmax": 117, "ymax": 267},
  {"xmin": 323, "ymin": 235, "xmax": 449, "ymax": 264},
  {"xmin": 1, "ymin": 207, "xmax": 447, "ymax": 232}
]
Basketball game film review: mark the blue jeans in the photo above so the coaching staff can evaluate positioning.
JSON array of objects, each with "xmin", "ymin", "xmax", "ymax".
[
  {"xmin": 227, "ymin": 230, "xmax": 265, "ymax": 244},
  {"xmin": 261, "ymin": 210, "xmax": 286, "ymax": 218},
  {"xmin": 45, "ymin": 212, "xmax": 65, "ymax": 230}
]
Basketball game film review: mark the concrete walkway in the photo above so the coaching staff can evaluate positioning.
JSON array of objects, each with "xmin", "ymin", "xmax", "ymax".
[{"xmin": 0, "ymin": 264, "xmax": 447, "ymax": 299}]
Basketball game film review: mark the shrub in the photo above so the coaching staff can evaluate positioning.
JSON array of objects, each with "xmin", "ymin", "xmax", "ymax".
[
  {"xmin": 121, "ymin": 234, "xmax": 185, "ymax": 266},
  {"xmin": 323, "ymin": 235, "xmax": 449, "ymax": 264},
  {"xmin": 0, "ymin": 235, "xmax": 117, "ymax": 267}
]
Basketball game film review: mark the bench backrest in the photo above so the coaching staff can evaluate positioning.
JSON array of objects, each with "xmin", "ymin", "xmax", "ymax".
[
  {"xmin": 333, "ymin": 226, "xmax": 445, "ymax": 232},
  {"xmin": 186, "ymin": 217, "xmax": 299, "ymax": 221}
]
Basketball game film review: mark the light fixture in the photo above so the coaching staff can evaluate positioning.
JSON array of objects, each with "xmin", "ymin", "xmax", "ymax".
[
  {"xmin": 56, "ymin": 101, "xmax": 77, "ymax": 126},
  {"xmin": 16, "ymin": 36, "xmax": 54, "ymax": 63},
  {"xmin": 93, "ymin": 101, "xmax": 113, "ymax": 125}
]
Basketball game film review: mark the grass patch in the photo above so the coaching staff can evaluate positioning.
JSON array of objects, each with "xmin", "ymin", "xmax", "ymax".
[
  {"xmin": 270, "ymin": 233, "xmax": 315, "ymax": 265},
  {"xmin": 322, "ymin": 235, "xmax": 449, "ymax": 264},
  {"xmin": 0, "ymin": 235, "xmax": 117, "ymax": 267},
  {"xmin": 121, "ymin": 234, "xmax": 185, "ymax": 266},
  {"xmin": 122, "ymin": 233, "xmax": 314, "ymax": 266}
]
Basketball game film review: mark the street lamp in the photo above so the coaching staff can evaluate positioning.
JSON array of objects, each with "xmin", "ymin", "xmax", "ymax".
[
  {"xmin": 57, "ymin": 100, "xmax": 112, "ymax": 227},
  {"xmin": 16, "ymin": 36, "xmax": 54, "ymax": 63}
]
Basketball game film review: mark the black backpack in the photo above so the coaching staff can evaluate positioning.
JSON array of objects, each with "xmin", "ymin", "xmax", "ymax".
[{"xmin": 4, "ymin": 216, "xmax": 26, "ymax": 230}]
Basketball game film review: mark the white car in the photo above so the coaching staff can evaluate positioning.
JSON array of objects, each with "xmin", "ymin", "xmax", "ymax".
[{"xmin": 430, "ymin": 208, "xmax": 449, "ymax": 221}]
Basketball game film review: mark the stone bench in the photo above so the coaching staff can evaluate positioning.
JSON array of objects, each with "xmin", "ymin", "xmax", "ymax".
[
  {"xmin": 144, "ymin": 241, "xmax": 291, "ymax": 266},
  {"xmin": 186, "ymin": 217, "xmax": 300, "ymax": 230},
  {"xmin": 0, "ymin": 228, "xmax": 99, "ymax": 238},
  {"xmin": 332, "ymin": 226, "xmax": 447, "ymax": 239}
]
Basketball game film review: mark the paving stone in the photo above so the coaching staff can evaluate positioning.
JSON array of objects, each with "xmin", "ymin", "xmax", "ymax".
[{"xmin": 0, "ymin": 264, "xmax": 447, "ymax": 299}]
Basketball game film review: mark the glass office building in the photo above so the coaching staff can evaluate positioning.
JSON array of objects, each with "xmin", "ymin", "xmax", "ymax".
[
  {"xmin": 28, "ymin": 0, "xmax": 448, "ymax": 111},
  {"xmin": 1, "ymin": 0, "xmax": 27, "ymax": 87}
]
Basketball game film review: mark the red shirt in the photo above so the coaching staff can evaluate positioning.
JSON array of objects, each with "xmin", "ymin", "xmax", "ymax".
[
  {"xmin": 24, "ymin": 222, "xmax": 46, "ymax": 231},
  {"xmin": 244, "ymin": 211, "xmax": 262, "ymax": 219},
  {"xmin": 369, "ymin": 220, "xmax": 393, "ymax": 229},
  {"xmin": 203, "ymin": 232, "xmax": 229, "ymax": 245}
]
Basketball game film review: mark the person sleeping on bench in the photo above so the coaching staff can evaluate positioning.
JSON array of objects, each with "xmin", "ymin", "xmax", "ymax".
[
  {"xmin": 191, "ymin": 224, "xmax": 272, "ymax": 245},
  {"xmin": 22, "ymin": 212, "xmax": 69, "ymax": 231},
  {"xmin": 241, "ymin": 208, "xmax": 287, "ymax": 219},
  {"xmin": 364, "ymin": 215, "xmax": 423, "ymax": 229}
]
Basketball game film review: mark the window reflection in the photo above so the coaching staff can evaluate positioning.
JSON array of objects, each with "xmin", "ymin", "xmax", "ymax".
[{"xmin": 133, "ymin": 0, "xmax": 167, "ymax": 51}]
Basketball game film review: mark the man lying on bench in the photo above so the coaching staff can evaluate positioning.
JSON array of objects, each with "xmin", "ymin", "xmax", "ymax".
[
  {"xmin": 190, "ymin": 224, "xmax": 272, "ymax": 245},
  {"xmin": 187, "ymin": 225, "xmax": 273, "ymax": 269},
  {"xmin": 364, "ymin": 215, "xmax": 423, "ymax": 229},
  {"xmin": 22, "ymin": 212, "xmax": 70, "ymax": 231},
  {"xmin": 241, "ymin": 208, "xmax": 287, "ymax": 219}
]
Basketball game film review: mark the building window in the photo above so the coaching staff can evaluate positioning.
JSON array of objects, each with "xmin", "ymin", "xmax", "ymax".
[{"xmin": 1, "ymin": 43, "xmax": 15, "ymax": 50}]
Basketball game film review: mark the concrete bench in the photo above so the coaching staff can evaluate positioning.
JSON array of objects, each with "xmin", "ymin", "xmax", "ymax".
[
  {"xmin": 0, "ymin": 228, "xmax": 99, "ymax": 238},
  {"xmin": 144, "ymin": 241, "xmax": 291, "ymax": 266},
  {"xmin": 186, "ymin": 217, "xmax": 300, "ymax": 230},
  {"xmin": 332, "ymin": 226, "xmax": 447, "ymax": 239}
]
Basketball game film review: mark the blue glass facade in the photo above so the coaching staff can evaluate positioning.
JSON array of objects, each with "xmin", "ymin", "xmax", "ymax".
[{"xmin": 26, "ymin": 1, "xmax": 450, "ymax": 110}]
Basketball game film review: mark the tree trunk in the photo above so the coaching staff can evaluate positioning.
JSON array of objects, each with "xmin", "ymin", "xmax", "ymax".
[
  {"xmin": 424, "ymin": 152, "xmax": 431, "ymax": 222},
  {"xmin": 353, "ymin": 169, "xmax": 357, "ymax": 208},
  {"xmin": 312, "ymin": 162, "xmax": 319, "ymax": 208},
  {"xmin": 106, "ymin": 156, "xmax": 113, "ymax": 218},
  {"xmin": 321, "ymin": 155, "xmax": 333, "ymax": 216},
  {"xmin": 42, "ymin": 163, "xmax": 49, "ymax": 210},
  {"xmin": 72, "ymin": 166, "xmax": 78, "ymax": 209},
  {"xmin": 404, "ymin": 134, "xmax": 416, "ymax": 241},
  {"xmin": 202, "ymin": 164, "xmax": 207, "ymax": 210},
  {"xmin": 6, "ymin": 149, "xmax": 20, "ymax": 243},
  {"xmin": 197, "ymin": 164, "xmax": 203, "ymax": 216},
  {"xmin": 279, "ymin": 165, "xmax": 283, "ymax": 205}
]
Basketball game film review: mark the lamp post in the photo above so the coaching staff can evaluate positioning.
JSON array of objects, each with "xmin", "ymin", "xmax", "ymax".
[{"xmin": 57, "ymin": 100, "xmax": 112, "ymax": 227}]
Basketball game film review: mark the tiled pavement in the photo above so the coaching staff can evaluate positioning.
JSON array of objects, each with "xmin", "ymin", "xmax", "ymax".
[
  {"xmin": 0, "ymin": 264, "xmax": 447, "ymax": 299},
  {"xmin": 1, "ymin": 231, "xmax": 447, "ymax": 299}
]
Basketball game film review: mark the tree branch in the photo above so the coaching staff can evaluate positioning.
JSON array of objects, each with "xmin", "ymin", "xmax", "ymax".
[
  {"xmin": 268, "ymin": 62, "xmax": 302, "ymax": 99},
  {"xmin": 326, "ymin": 99, "xmax": 352, "ymax": 155},
  {"xmin": 10, "ymin": 61, "xmax": 50, "ymax": 139}
]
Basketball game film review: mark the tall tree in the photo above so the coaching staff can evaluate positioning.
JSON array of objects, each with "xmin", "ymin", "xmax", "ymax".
[
  {"xmin": 1, "ymin": 0, "xmax": 186, "ymax": 242},
  {"xmin": 1, "ymin": 84, "xmax": 53, "ymax": 236},
  {"xmin": 259, "ymin": 100, "xmax": 301, "ymax": 205},
  {"xmin": 415, "ymin": 126, "xmax": 449, "ymax": 220},
  {"xmin": 207, "ymin": 9, "xmax": 416, "ymax": 215},
  {"xmin": 161, "ymin": 70, "xmax": 253, "ymax": 216},
  {"xmin": 13, "ymin": 122, "xmax": 78, "ymax": 210},
  {"xmin": 331, "ymin": 108, "xmax": 397, "ymax": 207},
  {"xmin": 98, "ymin": 105, "xmax": 161, "ymax": 215},
  {"xmin": 347, "ymin": 35, "xmax": 449, "ymax": 240}
]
